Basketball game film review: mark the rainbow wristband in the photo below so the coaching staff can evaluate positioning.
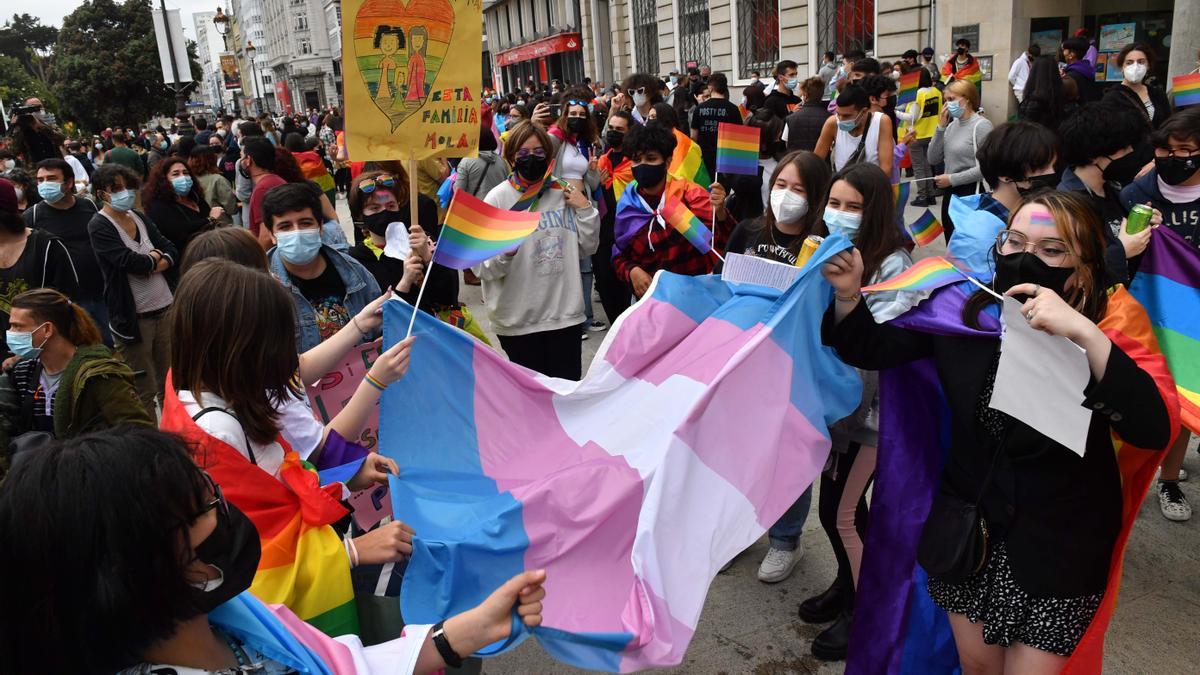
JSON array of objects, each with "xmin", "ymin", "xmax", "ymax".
[{"xmin": 364, "ymin": 373, "xmax": 387, "ymax": 392}]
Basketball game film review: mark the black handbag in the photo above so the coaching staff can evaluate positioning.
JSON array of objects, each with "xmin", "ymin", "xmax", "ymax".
[{"xmin": 917, "ymin": 437, "xmax": 1005, "ymax": 583}]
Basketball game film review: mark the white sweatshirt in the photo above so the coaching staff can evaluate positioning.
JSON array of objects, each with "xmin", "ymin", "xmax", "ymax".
[{"xmin": 472, "ymin": 180, "xmax": 600, "ymax": 336}]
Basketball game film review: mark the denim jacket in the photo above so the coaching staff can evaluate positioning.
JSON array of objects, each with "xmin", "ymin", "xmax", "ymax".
[{"xmin": 268, "ymin": 245, "xmax": 381, "ymax": 352}]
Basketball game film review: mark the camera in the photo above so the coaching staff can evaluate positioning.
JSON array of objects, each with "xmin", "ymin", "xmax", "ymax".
[{"xmin": 12, "ymin": 103, "xmax": 42, "ymax": 117}]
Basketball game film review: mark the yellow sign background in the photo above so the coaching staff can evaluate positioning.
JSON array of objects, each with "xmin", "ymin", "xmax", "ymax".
[{"xmin": 342, "ymin": 0, "xmax": 482, "ymax": 161}]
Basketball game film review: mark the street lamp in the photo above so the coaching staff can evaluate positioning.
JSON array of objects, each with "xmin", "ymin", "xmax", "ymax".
[
  {"xmin": 246, "ymin": 40, "xmax": 264, "ymax": 116},
  {"xmin": 211, "ymin": 7, "xmax": 238, "ymax": 117}
]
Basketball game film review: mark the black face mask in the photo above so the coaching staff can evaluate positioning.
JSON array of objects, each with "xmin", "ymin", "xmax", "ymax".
[
  {"xmin": 632, "ymin": 162, "xmax": 667, "ymax": 189},
  {"xmin": 237, "ymin": 162, "xmax": 252, "ymax": 180},
  {"xmin": 1155, "ymin": 154, "xmax": 1200, "ymax": 187},
  {"xmin": 993, "ymin": 251, "xmax": 1075, "ymax": 303},
  {"xmin": 189, "ymin": 502, "xmax": 261, "ymax": 613},
  {"xmin": 363, "ymin": 210, "xmax": 402, "ymax": 238},
  {"xmin": 1101, "ymin": 152, "xmax": 1142, "ymax": 187},
  {"xmin": 605, "ymin": 130, "xmax": 625, "ymax": 149},
  {"xmin": 513, "ymin": 155, "xmax": 549, "ymax": 182},
  {"xmin": 956, "ymin": 47, "xmax": 966, "ymax": 55},
  {"xmin": 1016, "ymin": 172, "xmax": 1061, "ymax": 197},
  {"xmin": 567, "ymin": 117, "xmax": 588, "ymax": 135}
]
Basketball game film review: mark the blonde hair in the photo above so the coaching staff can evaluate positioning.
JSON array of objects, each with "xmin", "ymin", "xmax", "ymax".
[{"xmin": 946, "ymin": 79, "xmax": 980, "ymax": 110}]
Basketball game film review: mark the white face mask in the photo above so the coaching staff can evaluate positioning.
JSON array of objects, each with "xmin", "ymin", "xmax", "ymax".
[
  {"xmin": 2, "ymin": 159, "xmax": 13, "ymax": 171},
  {"xmin": 632, "ymin": 92, "xmax": 648, "ymax": 108},
  {"xmin": 1123, "ymin": 63, "xmax": 1148, "ymax": 84},
  {"xmin": 769, "ymin": 189, "xmax": 809, "ymax": 224}
]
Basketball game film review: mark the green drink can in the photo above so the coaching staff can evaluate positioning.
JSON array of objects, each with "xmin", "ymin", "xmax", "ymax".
[{"xmin": 1126, "ymin": 204, "xmax": 1153, "ymax": 234}]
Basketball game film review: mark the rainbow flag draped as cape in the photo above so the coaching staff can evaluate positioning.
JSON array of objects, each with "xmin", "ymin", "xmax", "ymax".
[
  {"xmin": 1172, "ymin": 73, "xmax": 1200, "ymax": 108},
  {"xmin": 598, "ymin": 150, "xmax": 633, "ymax": 201},
  {"xmin": 160, "ymin": 376, "xmax": 361, "ymax": 636},
  {"xmin": 941, "ymin": 58, "xmax": 982, "ymax": 88},
  {"xmin": 846, "ymin": 284, "xmax": 1180, "ymax": 674},
  {"xmin": 1128, "ymin": 226, "xmax": 1200, "ymax": 433},
  {"xmin": 295, "ymin": 150, "xmax": 336, "ymax": 195},
  {"xmin": 669, "ymin": 129, "xmax": 711, "ymax": 187},
  {"xmin": 438, "ymin": 189, "xmax": 542, "ymax": 269}
]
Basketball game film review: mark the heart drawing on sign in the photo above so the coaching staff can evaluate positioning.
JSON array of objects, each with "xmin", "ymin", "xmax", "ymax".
[{"xmin": 354, "ymin": 0, "xmax": 456, "ymax": 131}]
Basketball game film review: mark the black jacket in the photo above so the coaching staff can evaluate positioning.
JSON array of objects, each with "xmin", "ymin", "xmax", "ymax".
[
  {"xmin": 1103, "ymin": 83, "xmax": 1171, "ymax": 130},
  {"xmin": 822, "ymin": 299, "xmax": 1171, "ymax": 597},
  {"xmin": 87, "ymin": 210, "xmax": 178, "ymax": 343},
  {"xmin": 785, "ymin": 102, "xmax": 832, "ymax": 152}
]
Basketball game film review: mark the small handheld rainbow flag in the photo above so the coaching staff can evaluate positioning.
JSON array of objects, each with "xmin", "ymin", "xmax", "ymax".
[
  {"xmin": 660, "ymin": 195, "xmax": 713, "ymax": 254},
  {"xmin": 670, "ymin": 129, "xmax": 712, "ymax": 187},
  {"xmin": 897, "ymin": 70, "xmax": 921, "ymax": 106},
  {"xmin": 862, "ymin": 256, "xmax": 964, "ymax": 293},
  {"xmin": 436, "ymin": 189, "xmax": 542, "ymax": 269},
  {"xmin": 1173, "ymin": 73, "xmax": 1200, "ymax": 108},
  {"xmin": 893, "ymin": 181, "xmax": 911, "ymax": 227},
  {"xmin": 906, "ymin": 209, "xmax": 944, "ymax": 247},
  {"xmin": 716, "ymin": 123, "xmax": 760, "ymax": 176}
]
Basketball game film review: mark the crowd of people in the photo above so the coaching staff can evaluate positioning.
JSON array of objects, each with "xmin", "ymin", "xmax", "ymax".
[{"xmin": 0, "ymin": 29, "xmax": 1198, "ymax": 674}]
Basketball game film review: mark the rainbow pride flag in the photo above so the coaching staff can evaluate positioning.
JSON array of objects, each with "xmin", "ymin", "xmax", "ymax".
[
  {"xmin": 861, "ymin": 256, "xmax": 963, "ymax": 293},
  {"xmin": 897, "ymin": 70, "xmax": 921, "ymax": 106},
  {"xmin": 295, "ymin": 150, "xmax": 336, "ymax": 194},
  {"xmin": 893, "ymin": 181, "xmax": 910, "ymax": 228},
  {"xmin": 1172, "ymin": 73, "xmax": 1200, "ymax": 108},
  {"xmin": 941, "ymin": 58, "xmax": 982, "ymax": 87},
  {"xmin": 660, "ymin": 194, "xmax": 713, "ymax": 254},
  {"xmin": 160, "ymin": 377, "xmax": 360, "ymax": 636},
  {"xmin": 715, "ymin": 123, "xmax": 759, "ymax": 176},
  {"xmin": 1129, "ymin": 227, "xmax": 1200, "ymax": 433},
  {"xmin": 906, "ymin": 209, "xmax": 944, "ymax": 247},
  {"xmin": 436, "ymin": 189, "xmax": 542, "ymax": 270},
  {"xmin": 669, "ymin": 129, "xmax": 711, "ymax": 187}
]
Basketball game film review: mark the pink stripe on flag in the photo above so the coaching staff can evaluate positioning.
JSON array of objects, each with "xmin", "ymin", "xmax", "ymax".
[
  {"xmin": 268, "ymin": 603, "xmax": 358, "ymax": 674},
  {"xmin": 618, "ymin": 582, "xmax": 696, "ymax": 672}
]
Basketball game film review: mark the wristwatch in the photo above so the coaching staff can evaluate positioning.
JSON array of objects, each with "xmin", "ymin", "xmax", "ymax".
[{"xmin": 431, "ymin": 621, "xmax": 464, "ymax": 668}]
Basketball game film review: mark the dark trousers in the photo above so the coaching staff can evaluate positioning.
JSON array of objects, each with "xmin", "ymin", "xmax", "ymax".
[
  {"xmin": 591, "ymin": 248, "xmax": 631, "ymax": 324},
  {"xmin": 818, "ymin": 441, "xmax": 873, "ymax": 597},
  {"xmin": 498, "ymin": 324, "xmax": 584, "ymax": 380},
  {"xmin": 941, "ymin": 183, "xmax": 979, "ymax": 242}
]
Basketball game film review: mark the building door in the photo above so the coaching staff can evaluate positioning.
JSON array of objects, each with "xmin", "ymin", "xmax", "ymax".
[{"xmin": 304, "ymin": 90, "xmax": 321, "ymax": 110}]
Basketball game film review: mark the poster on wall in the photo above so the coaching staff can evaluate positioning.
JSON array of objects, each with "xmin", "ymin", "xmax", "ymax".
[
  {"xmin": 1099, "ymin": 23, "xmax": 1136, "ymax": 53},
  {"xmin": 1030, "ymin": 29, "xmax": 1063, "ymax": 57},
  {"xmin": 220, "ymin": 53, "xmax": 242, "ymax": 90},
  {"xmin": 977, "ymin": 56, "xmax": 993, "ymax": 82},
  {"xmin": 1102, "ymin": 53, "xmax": 1124, "ymax": 82},
  {"xmin": 342, "ymin": 0, "xmax": 483, "ymax": 161}
]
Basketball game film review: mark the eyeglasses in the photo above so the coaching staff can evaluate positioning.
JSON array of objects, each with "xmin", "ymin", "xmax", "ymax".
[
  {"xmin": 1162, "ymin": 148, "xmax": 1200, "ymax": 159},
  {"xmin": 514, "ymin": 148, "xmax": 547, "ymax": 159},
  {"xmin": 626, "ymin": 87, "xmax": 646, "ymax": 97},
  {"xmin": 186, "ymin": 472, "xmax": 229, "ymax": 523},
  {"xmin": 995, "ymin": 230, "xmax": 1074, "ymax": 266},
  {"xmin": 358, "ymin": 175, "xmax": 395, "ymax": 193}
]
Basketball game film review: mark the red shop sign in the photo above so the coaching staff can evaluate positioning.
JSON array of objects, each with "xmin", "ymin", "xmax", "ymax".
[{"xmin": 496, "ymin": 32, "xmax": 581, "ymax": 67}]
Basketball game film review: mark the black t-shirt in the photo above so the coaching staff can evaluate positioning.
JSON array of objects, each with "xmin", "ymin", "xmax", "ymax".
[
  {"xmin": 22, "ymin": 197, "xmax": 103, "ymax": 301},
  {"xmin": 0, "ymin": 230, "xmax": 80, "ymax": 355},
  {"xmin": 290, "ymin": 252, "xmax": 350, "ymax": 342},
  {"xmin": 763, "ymin": 90, "xmax": 801, "ymax": 119},
  {"xmin": 146, "ymin": 197, "xmax": 211, "ymax": 258},
  {"xmin": 691, "ymin": 98, "xmax": 744, "ymax": 177},
  {"xmin": 725, "ymin": 217, "xmax": 803, "ymax": 265}
]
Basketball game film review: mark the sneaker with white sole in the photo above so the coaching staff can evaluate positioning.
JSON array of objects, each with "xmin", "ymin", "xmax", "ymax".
[
  {"xmin": 586, "ymin": 320, "xmax": 607, "ymax": 332},
  {"xmin": 757, "ymin": 546, "xmax": 802, "ymax": 583},
  {"xmin": 1160, "ymin": 467, "xmax": 1189, "ymax": 482},
  {"xmin": 1159, "ymin": 480, "xmax": 1192, "ymax": 522}
]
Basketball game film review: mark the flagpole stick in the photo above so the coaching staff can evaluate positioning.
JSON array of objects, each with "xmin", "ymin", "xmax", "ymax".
[
  {"xmin": 404, "ymin": 256, "xmax": 435, "ymax": 339},
  {"xmin": 963, "ymin": 273, "xmax": 1005, "ymax": 302},
  {"xmin": 404, "ymin": 149, "xmax": 432, "ymax": 339}
]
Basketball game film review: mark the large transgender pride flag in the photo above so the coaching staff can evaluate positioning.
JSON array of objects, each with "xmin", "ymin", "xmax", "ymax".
[{"xmin": 377, "ymin": 237, "xmax": 862, "ymax": 671}]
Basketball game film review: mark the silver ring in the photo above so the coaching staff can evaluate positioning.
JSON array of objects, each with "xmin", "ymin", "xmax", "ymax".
[
  {"xmin": 1026, "ymin": 310, "xmax": 1035, "ymax": 321},
  {"xmin": 1032, "ymin": 284, "xmax": 1041, "ymax": 294}
]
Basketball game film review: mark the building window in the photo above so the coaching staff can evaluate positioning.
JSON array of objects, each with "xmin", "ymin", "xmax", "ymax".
[
  {"xmin": 737, "ymin": 0, "xmax": 779, "ymax": 79},
  {"xmin": 295, "ymin": 15, "xmax": 308, "ymax": 31},
  {"xmin": 507, "ymin": 4, "xmax": 517, "ymax": 43},
  {"xmin": 677, "ymin": 0, "xmax": 710, "ymax": 68},
  {"xmin": 544, "ymin": 0, "xmax": 553, "ymax": 27},
  {"xmin": 262, "ymin": 73, "xmax": 272, "ymax": 85},
  {"xmin": 814, "ymin": 0, "xmax": 873, "ymax": 58},
  {"xmin": 631, "ymin": 0, "xmax": 658, "ymax": 74},
  {"xmin": 299, "ymin": 38, "xmax": 312, "ymax": 55}
]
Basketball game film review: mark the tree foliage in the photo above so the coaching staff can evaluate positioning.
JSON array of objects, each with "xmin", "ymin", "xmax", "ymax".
[
  {"xmin": 52, "ymin": 0, "xmax": 201, "ymax": 130},
  {"xmin": 0, "ymin": 54, "xmax": 49, "ymax": 110},
  {"xmin": 0, "ymin": 14, "xmax": 58, "ymax": 96}
]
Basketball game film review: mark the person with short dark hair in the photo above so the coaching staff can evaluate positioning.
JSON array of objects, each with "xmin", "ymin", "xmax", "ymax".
[
  {"xmin": 764, "ymin": 59, "xmax": 801, "ymax": 119},
  {"xmin": 1062, "ymin": 37, "xmax": 1099, "ymax": 103},
  {"xmin": 103, "ymin": 132, "xmax": 145, "ymax": 177},
  {"xmin": 261, "ymin": 183, "xmax": 380, "ymax": 353},
  {"xmin": 1103, "ymin": 42, "xmax": 1170, "ymax": 130},
  {"xmin": 814, "ymin": 85, "xmax": 895, "ymax": 176},
  {"xmin": 1121, "ymin": 107, "xmax": 1200, "ymax": 242},
  {"xmin": 690, "ymin": 72, "xmax": 744, "ymax": 178},
  {"xmin": 594, "ymin": 111, "xmax": 635, "ymax": 322},
  {"xmin": 921, "ymin": 46, "xmax": 940, "ymax": 83},
  {"xmin": 240, "ymin": 136, "xmax": 288, "ymax": 245},
  {"xmin": 86, "ymin": 164, "xmax": 177, "ymax": 415},
  {"xmin": 612, "ymin": 123, "xmax": 732, "ymax": 299},
  {"xmin": 785, "ymin": 77, "xmax": 833, "ymax": 153}
]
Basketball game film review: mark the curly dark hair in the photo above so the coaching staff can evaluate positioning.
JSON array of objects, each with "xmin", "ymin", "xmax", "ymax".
[{"xmin": 141, "ymin": 156, "xmax": 206, "ymax": 207}]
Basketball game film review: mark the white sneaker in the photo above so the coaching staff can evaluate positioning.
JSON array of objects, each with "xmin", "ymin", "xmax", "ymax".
[
  {"xmin": 586, "ymin": 320, "xmax": 607, "ymax": 332},
  {"xmin": 757, "ymin": 546, "xmax": 802, "ymax": 583},
  {"xmin": 1159, "ymin": 481, "xmax": 1192, "ymax": 522}
]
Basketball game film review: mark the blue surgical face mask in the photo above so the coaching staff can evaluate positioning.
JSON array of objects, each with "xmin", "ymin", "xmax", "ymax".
[
  {"xmin": 37, "ymin": 181, "xmax": 65, "ymax": 203},
  {"xmin": 786, "ymin": 78, "xmax": 799, "ymax": 90},
  {"xmin": 274, "ymin": 228, "xmax": 323, "ymax": 265},
  {"xmin": 6, "ymin": 322, "xmax": 49, "ymax": 359},
  {"xmin": 947, "ymin": 101, "xmax": 964, "ymax": 119},
  {"xmin": 171, "ymin": 175, "xmax": 194, "ymax": 195},
  {"xmin": 109, "ymin": 189, "xmax": 136, "ymax": 212},
  {"xmin": 823, "ymin": 207, "xmax": 863, "ymax": 241},
  {"xmin": 837, "ymin": 118, "xmax": 858, "ymax": 132}
]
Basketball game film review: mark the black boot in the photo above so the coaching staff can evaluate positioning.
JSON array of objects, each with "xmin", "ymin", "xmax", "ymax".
[
  {"xmin": 798, "ymin": 578, "xmax": 849, "ymax": 624},
  {"xmin": 811, "ymin": 607, "xmax": 853, "ymax": 661}
]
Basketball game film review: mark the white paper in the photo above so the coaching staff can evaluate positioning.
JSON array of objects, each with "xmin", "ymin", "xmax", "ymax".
[
  {"xmin": 720, "ymin": 252, "xmax": 800, "ymax": 291},
  {"xmin": 383, "ymin": 221, "xmax": 412, "ymax": 260},
  {"xmin": 988, "ymin": 296, "xmax": 1092, "ymax": 457}
]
